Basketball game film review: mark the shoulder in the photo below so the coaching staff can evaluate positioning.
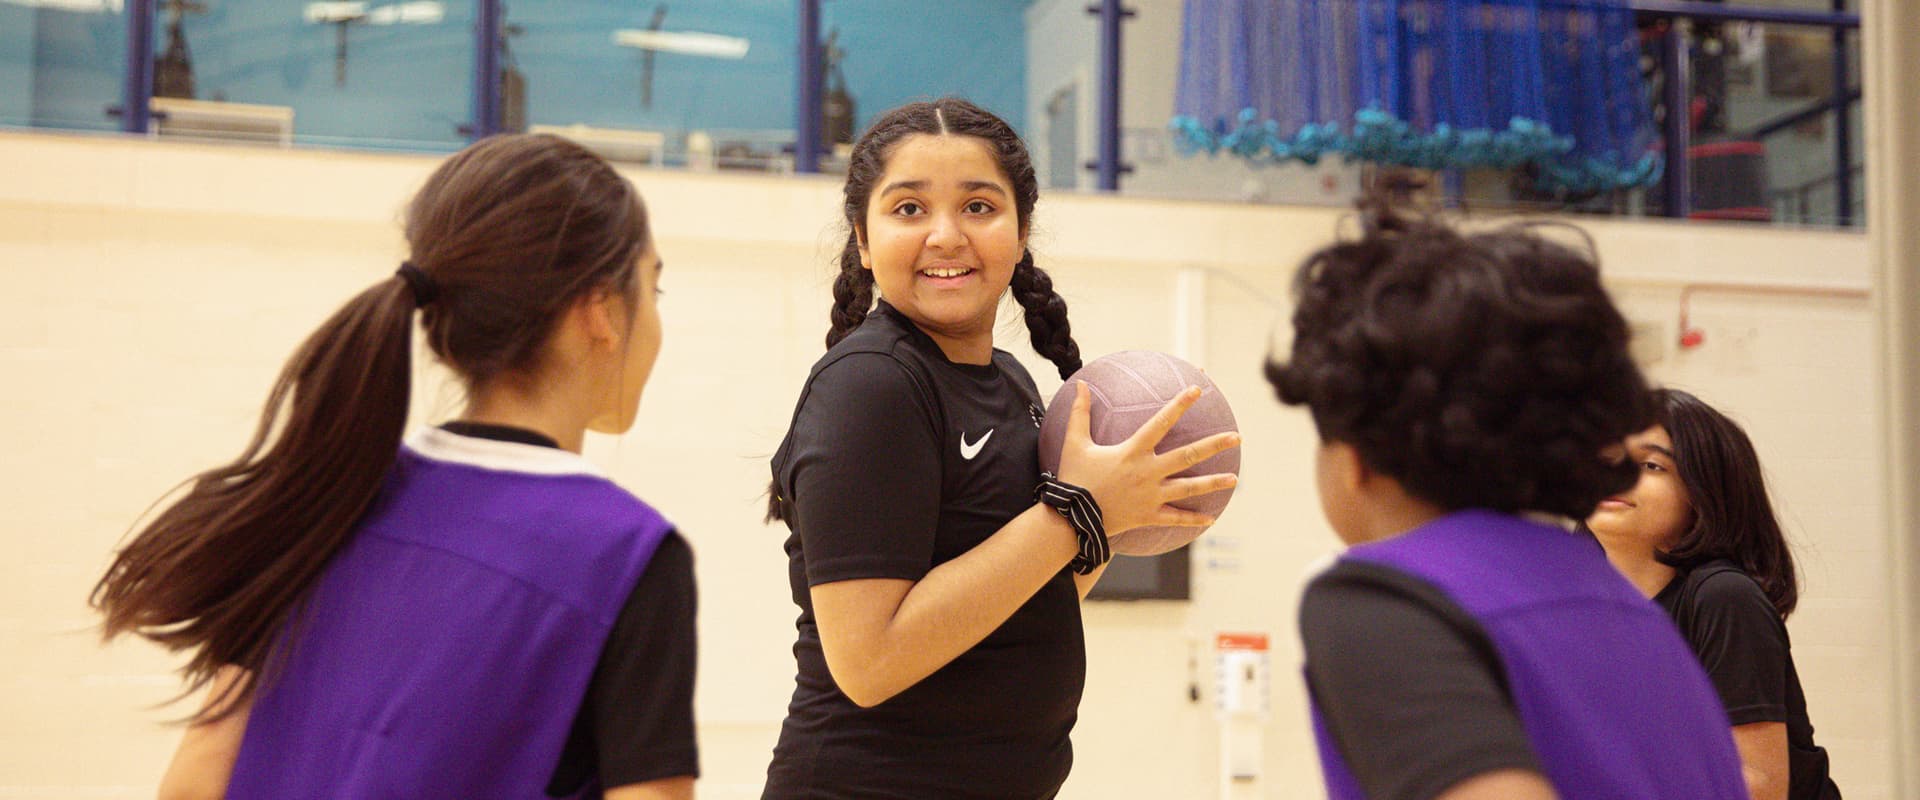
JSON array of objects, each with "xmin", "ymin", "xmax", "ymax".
[
  {"xmin": 798, "ymin": 348, "xmax": 937, "ymax": 421},
  {"xmin": 1301, "ymin": 559, "xmax": 1482, "ymax": 642},
  {"xmin": 803, "ymin": 314, "xmax": 933, "ymax": 394},
  {"xmin": 992, "ymin": 349, "xmax": 1043, "ymax": 390},
  {"xmin": 1684, "ymin": 561, "xmax": 1773, "ymax": 612},
  {"xmin": 1672, "ymin": 560, "xmax": 1786, "ymax": 645}
]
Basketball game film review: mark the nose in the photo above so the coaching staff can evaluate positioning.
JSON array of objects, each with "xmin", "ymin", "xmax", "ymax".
[{"xmin": 926, "ymin": 210, "xmax": 966, "ymax": 252}]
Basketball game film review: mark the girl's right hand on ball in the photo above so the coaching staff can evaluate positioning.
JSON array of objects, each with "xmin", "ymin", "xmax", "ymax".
[{"xmin": 1052, "ymin": 381, "xmax": 1240, "ymax": 536}]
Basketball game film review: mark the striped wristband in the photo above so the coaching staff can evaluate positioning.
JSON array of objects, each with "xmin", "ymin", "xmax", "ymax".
[{"xmin": 1035, "ymin": 473, "xmax": 1110, "ymax": 575}]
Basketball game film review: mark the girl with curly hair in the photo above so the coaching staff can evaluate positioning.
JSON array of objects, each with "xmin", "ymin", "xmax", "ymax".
[{"xmin": 1267, "ymin": 196, "xmax": 1747, "ymax": 800}]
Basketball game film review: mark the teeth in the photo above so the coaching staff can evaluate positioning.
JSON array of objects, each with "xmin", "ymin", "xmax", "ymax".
[{"xmin": 923, "ymin": 267, "xmax": 972, "ymax": 278}]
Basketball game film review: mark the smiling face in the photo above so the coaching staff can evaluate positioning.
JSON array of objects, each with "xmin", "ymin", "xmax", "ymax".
[
  {"xmin": 1586, "ymin": 424, "xmax": 1695, "ymax": 553},
  {"xmin": 856, "ymin": 133, "xmax": 1025, "ymax": 355}
]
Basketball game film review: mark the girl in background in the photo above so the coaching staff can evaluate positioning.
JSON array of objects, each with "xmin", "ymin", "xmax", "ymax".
[{"xmin": 1587, "ymin": 388, "xmax": 1841, "ymax": 800}]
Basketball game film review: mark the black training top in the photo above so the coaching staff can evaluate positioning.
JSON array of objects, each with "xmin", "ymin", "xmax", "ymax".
[
  {"xmin": 763, "ymin": 301, "xmax": 1084, "ymax": 800},
  {"xmin": 1656, "ymin": 560, "xmax": 1841, "ymax": 800},
  {"xmin": 1299, "ymin": 559, "xmax": 1542, "ymax": 800},
  {"xmin": 435, "ymin": 423, "xmax": 701, "ymax": 796}
]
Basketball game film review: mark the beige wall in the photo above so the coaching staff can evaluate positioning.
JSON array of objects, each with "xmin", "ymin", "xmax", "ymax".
[{"xmin": 0, "ymin": 131, "xmax": 1897, "ymax": 799}]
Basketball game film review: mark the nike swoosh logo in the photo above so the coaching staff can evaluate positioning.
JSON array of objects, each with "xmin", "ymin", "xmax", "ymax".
[{"xmin": 960, "ymin": 429, "xmax": 994, "ymax": 460}]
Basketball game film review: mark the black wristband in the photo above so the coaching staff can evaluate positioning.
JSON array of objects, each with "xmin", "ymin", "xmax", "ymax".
[{"xmin": 1035, "ymin": 473, "xmax": 1110, "ymax": 575}]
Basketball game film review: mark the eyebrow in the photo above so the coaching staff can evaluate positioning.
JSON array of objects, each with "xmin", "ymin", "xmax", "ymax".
[
  {"xmin": 1637, "ymin": 443, "xmax": 1676, "ymax": 459},
  {"xmin": 878, "ymin": 179, "xmax": 1009, "ymax": 197}
]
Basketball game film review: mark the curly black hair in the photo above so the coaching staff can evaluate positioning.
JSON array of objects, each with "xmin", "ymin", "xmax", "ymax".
[{"xmin": 1265, "ymin": 192, "xmax": 1654, "ymax": 519}]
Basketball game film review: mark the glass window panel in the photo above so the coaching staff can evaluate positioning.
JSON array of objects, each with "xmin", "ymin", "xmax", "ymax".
[
  {"xmin": 823, "ymin": 0, "xmax": 1031, "ymax": 142},
  {"xmin": 508, "ymin": 0, "xmax": 796, "ymax": 170},
  {"xmin": 143, "ymin": 0, "xmax": 471, "ymax": 151},
  {"xmin": 0, "ymin": 0, "xmax": 127, "ymax": 132}
]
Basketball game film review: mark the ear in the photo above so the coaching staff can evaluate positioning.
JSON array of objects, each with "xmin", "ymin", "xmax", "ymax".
[
  {"xmin": 575, "ymin": 288, "xmax": 625, "ymax": 351},
  {"xmin": 1323, "ymin": 440, "xmax": 1368, "ymax": 495},
  {"xmin": 855, "ymin": 226, "xmax": 873, "ymax": 272}
]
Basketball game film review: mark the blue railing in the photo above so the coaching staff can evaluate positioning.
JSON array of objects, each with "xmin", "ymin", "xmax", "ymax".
[
  {"xmin": 1625, "ymin": 0, "xmax": 1860, "ymax": 224},
  {"xmin": 86, "ymin": 0, "xmax": 1865, "ymax": 224},
  {"xmin": 1052, "ymin": 0, "xmax": 1858, "ymax": 224}
]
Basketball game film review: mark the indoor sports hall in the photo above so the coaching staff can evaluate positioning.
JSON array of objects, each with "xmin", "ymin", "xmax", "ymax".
[{"xmin": 3, "ymin": 1, "xmax": 1916, "ymax": 797}]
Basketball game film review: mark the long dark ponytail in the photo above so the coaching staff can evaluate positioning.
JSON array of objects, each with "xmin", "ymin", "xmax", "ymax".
[
  {"xmin": 92, "ymin": 133, "xmax": 651, "ymax": 720},
  {"xmin": 771, "ymin": 98, "xmax": 1082, "ymax": 523},
  {"xmin": 1653, "ymin": 388, "xmax": 1800, "ymax": 619}
]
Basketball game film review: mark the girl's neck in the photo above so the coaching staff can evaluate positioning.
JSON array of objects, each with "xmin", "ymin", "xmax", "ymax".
[
  {"xmin": 924, "ymin": 329, "xmax": 994, "ymax": 365},
  {"xmin": 889, "ymin": 304, "xmax": 994, "ymax": 366},
  {"xmin": 1597, "ymin": 537, "xmax": 1679, "ymax": 599},
  {"xmin": 461, "ymin": 379, "xmax": 592, "ymax": 453}
]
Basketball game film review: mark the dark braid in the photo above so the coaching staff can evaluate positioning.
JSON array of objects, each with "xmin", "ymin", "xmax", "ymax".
[
  {"xmin": 1008, "ymin": 250, "xmax": 1081, "ymax": 380},
  {"xmin": 826, "ymin": 236, "xmax": 875, "ymax": 349}
]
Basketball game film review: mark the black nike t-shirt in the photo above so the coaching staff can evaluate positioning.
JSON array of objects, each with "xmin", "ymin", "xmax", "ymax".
[{"xmin": 763, "ymin": 301, "xmax": 1084, "ymax": 800}]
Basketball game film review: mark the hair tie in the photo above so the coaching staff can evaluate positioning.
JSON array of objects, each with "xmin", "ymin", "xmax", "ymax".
[{"xmin": 395, "ymin": 261, "xmax": 438, "ymax": 307}]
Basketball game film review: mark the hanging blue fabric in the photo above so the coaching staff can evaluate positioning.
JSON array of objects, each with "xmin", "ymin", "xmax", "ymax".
[{"xmin": 1172, "ymin": 0, "xmax": 1662, "ymax": 194}]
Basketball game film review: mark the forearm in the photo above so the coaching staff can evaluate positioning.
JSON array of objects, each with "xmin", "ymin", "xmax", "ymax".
[
  {"xmin": 1731, "ymin": 722, "xmax": 1789, "ymax": 800},
  {"xmin": 604, "ymin": 776, "xmax": 694, "ymax": 800},
  {"xmin": 1434, "ymin": 769, "xmax": 1556, "ymax": 800},
  {"xmin": 820, "ymin": 505, "xmax": 1076, "ymax": 705},
  {"xmin": 1074, "ymin": 562, "xmax": 1108, "ymax": 599},
  {"xmin": 158, "ymin": 668, "xmax": 251, "ymax": 800}
]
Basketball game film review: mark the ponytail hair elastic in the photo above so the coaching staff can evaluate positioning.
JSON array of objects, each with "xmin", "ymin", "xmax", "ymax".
[{"xmin": 395, "ymin": 261, "xmax": 438, "ymax": 307}]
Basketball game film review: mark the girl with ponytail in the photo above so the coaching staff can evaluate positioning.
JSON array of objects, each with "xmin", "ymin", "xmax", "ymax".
[
  {"xmin": 94, "ymin": 134, "xmax": 697, "ymax": 800},
  {"xmin": 761, "ymin": 98, "xmax": 1239, "ymax": 798}
]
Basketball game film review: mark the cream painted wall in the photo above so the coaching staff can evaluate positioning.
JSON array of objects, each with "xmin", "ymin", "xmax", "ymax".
[{"xmin": 0, "ymin": 131, "xmax": 1896, "ymax": 799}]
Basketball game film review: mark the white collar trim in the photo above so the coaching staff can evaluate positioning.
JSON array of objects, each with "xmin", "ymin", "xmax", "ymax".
[{"xmin": 405, "ymin": 427, "xmax": 607, "ymax": 478}]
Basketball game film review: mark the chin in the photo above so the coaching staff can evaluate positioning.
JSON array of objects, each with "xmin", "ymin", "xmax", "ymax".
[
  {"xmin": 1583, "ymin": 517, "xmax": 1630, "ymax": 542},
  {"xmin": 919, "ymin": 300, "xmax": 998, "ymax": 332}
]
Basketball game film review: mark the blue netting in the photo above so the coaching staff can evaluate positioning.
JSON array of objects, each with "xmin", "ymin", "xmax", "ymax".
[{"xmin": 1171, "ymin": 0, "xmax": 1662, "ymax": 193}]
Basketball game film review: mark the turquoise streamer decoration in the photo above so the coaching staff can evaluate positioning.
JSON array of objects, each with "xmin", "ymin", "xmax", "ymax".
[
  {"xmin": 1171, "ymin": 0, "xmax": 1664, "ymax": 196},
  {"xmin": 1170, "ymin": 107, "xmax": 1664, "ymax": 193}
]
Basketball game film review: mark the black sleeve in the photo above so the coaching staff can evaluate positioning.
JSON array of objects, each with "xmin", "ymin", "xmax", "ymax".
[
  {"xmin": 546, "ymin": 532, "xmax": 699, "ymax": 796},
  {"xmin": 1299, "ymin": 561, "xmax": 1542, "ymax": 800},
  {"xmin": 1679, "ymin": 569, "xmax": 1791, "ymax": 726},
  {"xmin": 784, "ymin": 353, "xmax": 943, "ymax": 586}
]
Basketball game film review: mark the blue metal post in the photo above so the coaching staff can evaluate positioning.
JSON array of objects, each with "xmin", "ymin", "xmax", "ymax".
[
  {"xmin": 1626, "ymin": 0, "xmax": 1857, "ymax": 27},
  {"xmin": 118, "ymin": 0, "xmax": 156, "ymax": 133},
  {"xmin": 1661, "ymin": 20, "xmax": 1691, "ymax": 219},
  {"xmin": 1091, "ymin": 0, "xmax": 1128, "ymax": 191},
  {"xmin": 1443, "ymin": 170, "xmax": 1465, "ymax": 207},
  {"xmin": 471, "ymin": 0, "xmax": 501, "ymax": 141},
  {"xmin": 1831, "ymin": 0, "xmax": 1853, "ymax": 225},
  {"xmin": 796, "ymin": 0, "xmax": 822, "ymax": 174}
]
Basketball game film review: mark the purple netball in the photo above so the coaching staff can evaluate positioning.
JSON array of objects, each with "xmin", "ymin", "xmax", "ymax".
[{"xmin": 1037, "ymin": 351, "xmax": 1240, "ymax": 556}]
